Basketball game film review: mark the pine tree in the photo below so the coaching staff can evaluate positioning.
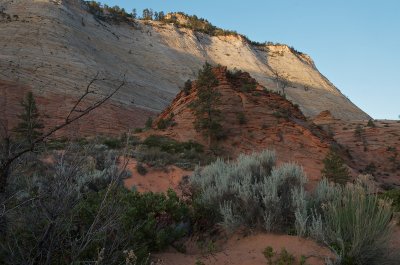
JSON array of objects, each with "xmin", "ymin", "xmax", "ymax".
[
  {"xmin": 142, "ymin": 8, "xmax": 153, "ymax": 20},
  {"xmin": 145, "ymin": 117, "xmax": 153, "ymax": 129},
  {"xmin": 13, "ymin": 92, "xmax": 44, "ymax": 146},
  {"xmin": 131, "ymin": 8, "xmax": 137, "ymax": 19},
  {"xmin": 183, "ymin": 79, "xmax": 192, "ymax": 95},
  {"xmin": 190, "ymin": 62, "xmax": 222, "ymax": 147},
  {"xmin": 158, "ymin": 11, "xmax": 165, "ymax": 21},
  {"xmin": 321, "ymin": 150, "xmax": 350, "ymax": 185}
]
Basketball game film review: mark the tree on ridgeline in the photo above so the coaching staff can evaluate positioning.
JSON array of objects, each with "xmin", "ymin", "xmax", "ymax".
[{"xmin": 190, "ymin": 62, "xmax": 223, "ymax": 147}]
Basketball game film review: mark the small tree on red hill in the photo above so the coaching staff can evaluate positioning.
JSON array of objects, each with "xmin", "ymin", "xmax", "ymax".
[
  {"xmin": 190, "ymin": 63, "xmax": 222, "ymax": 147},
  {"xmin": 322, "ymin": 149, "xmax": 351, "ymax": 185}
]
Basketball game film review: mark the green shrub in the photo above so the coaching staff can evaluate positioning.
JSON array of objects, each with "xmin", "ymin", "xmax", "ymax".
[
  {"xmin": 309, "ymin": 178, "xmax": 394, "ymax": 265},
  {"xmin": 380, "ymin": 189, "xmax": 400, "ymax": 212},
  {"xmin": 136, "ymin": 146, "xmax": 176, "ymax": 168},
  {"xmin": 157, "ymin": 113, "xmax": 176, "ymax": 130},
  {"xmin": 226, "ymin": 69, "xmax": 243, "ymax": 80},
  {"xmin": 85, "ymin": 1, "xmax": 132, "ymax": 22},
  {"xmin": 364, "ymin": 162, "xmax": 376, "ymax": 175},
  {"xmin": 46, "ymin": 137, "xmax": 69, "ymax": 150},
  {"xmin": 263, "ymin": 246, "xmax": 306, "ymax": 265},
  {"xmin": 157, "ymin": 118, "xmax": 168, "ymax": 130},
  {"xmin": 138, "ymin": 136, "xmax": 206, "ymax": 169},
  {"xmin": 367, "ymin": 119, "xmax": 376, "ymax": 127},
  {"xmin": 77, "ymin": 188, "xmax": 190, "ymax": 262},
  {"xmin": 102, "ymin": 137, "xmax": 123, "ymax": 149},
  {"xmin": 143, "ymin": 135, "xmax": 203, "ymax": 154},
  {"xmin": 145, "ymin": 117, "xmax": 153, "ymax": 129},
  {"xmin": 321, "ymin": 150, "xmax": 350, "ymax": 185},
  {"xmin": 136, "ymin": 162, "xmax": 147, "ymax": 175},
  {"xmin": 273, "ymin": 109, "xmax": 290, "ymax": 121},
  {"xmin": 240, "ymin": 82, "xmax": 256, "ymax": 93},
  {"xmin": 195, "ymin": 260, "xmax": 205, "ymax": 265},
  {"xmin": 354, "ymin": 124, "xmax": 365, "ymax": 140},
  {"xmin": 236, "ymin": 112, "xmax": 247, "ymax": 125},
  {"xmin": 183, "ymin": 79, "xmax": 192, "ymax": 95}
]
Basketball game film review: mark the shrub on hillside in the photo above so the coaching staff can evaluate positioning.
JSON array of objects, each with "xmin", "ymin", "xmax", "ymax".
[
  {"xmin": 157, "ymin": 113, "xmax": 176, "ymax": 130},
  {"xmin": 236, "ymin": 112, "xmax": 247, "ymax": 125},
  {"xmin": 321, "ymin": 150, "xmax": 350, "ymax": 185},
  {"xmin": 136, "ymin": 162, "xmax": 147, "ymax": 175},
  {"xmin": 367, "ymin": 119, "xmax": 376, "ymax": 127},
  {"xmin": 85, "ymin": 1, "xmax": 132, "ymax": 22},
  {"xmin": 380, "ymin": 189, "xmax": 400, "ymax": 212},
  {"xmin": 136, "ymin": 146, "xmax": 176, "ymax": 168},
  {"xmin": 78, "ymin": 188, "xmax": 189, "ymax": 261},
  {"xmin": 145, "ymin": 117, "xmax": 153, "ymax": 129},
  {"xmin": 143, "ymin": 135, "xmax": 203, "ymax": 154},
  {"xmin": 0, "ymin": 145, "xmax": 189, "ymax": 264},
  {"xmin": 137, "ymin": 135, "xmax": 207, "ymax": 169},
  {"xmin": 182, "ymin": 79, "xmax": 192, "ymax": 95}
]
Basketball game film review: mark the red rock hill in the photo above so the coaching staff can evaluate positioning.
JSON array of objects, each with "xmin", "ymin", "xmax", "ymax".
[{"xmin": 146, "ymin": 67, "xmax": 337, "ymax": 183}]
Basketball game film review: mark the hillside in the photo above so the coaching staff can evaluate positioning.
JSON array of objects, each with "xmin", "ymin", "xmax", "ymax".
[
  {"xmin": 313, "ymin": 111, "xmax": 400, "ymax": 188},
  {"xmin": 0, "ymin": 0, "xmax": 370, "ymax": 136},
  {"xmin": 143, "ymin": 66, "xmax": 337, "ymax": 183}
]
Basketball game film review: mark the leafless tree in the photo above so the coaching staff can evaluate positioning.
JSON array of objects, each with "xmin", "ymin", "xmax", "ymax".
[
  {"xmin": 271, "ymin": 69, "xmax": 290, "ymax": 95},
  {"xmin": 0, "ymin": 73, "xmax": 126, "ymax": 193}
]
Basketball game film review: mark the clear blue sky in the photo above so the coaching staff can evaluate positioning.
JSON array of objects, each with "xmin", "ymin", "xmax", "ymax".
[{"xmin": 103, "ymin": 0, "xmax": 399, "ymax": 120}]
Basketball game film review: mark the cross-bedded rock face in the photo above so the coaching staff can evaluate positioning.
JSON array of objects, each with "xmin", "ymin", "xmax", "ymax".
[{"xmin": 0, "ymin": 0, "xmax": 369, "ymax": 135}]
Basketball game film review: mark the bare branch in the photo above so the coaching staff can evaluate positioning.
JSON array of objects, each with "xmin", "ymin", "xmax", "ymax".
[
  {"xmin": 65, "ymin": 72, "xmax": 100, "ymax": 122},
  {"xmin": 0, "ymin": 73, "xmax": 126, "ymax": 193}
]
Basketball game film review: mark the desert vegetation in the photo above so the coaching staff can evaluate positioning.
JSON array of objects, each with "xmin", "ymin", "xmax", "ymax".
[
  {"xmin": 321, "ymin": 149, "xmax": 351, "ymax": 185},
  {"xmin": 83, "ymin": 2, "xmax": 305, "ymax": 53},
  {"xmin": 263, "ymin": 246, "xmax": 308, "ymax": 265},
  {"xmin": 1, "ymin": 88, "xmax": 398, "ymax": 264},
  {"xmin": 190, "ymin": 62, "xmax": 224, "ymax": 147},
  {"xmin": 189, "ymin": 152, "xmax": 398, "ymax": 265}
]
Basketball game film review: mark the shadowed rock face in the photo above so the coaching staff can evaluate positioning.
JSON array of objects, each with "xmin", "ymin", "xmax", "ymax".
[
  {"xmin": 0, "ymin": 0, "xmax": 369, "ymax": 134},
  {"xmin": 145, "ymin": 66, "xmax": 336, "ymax": 184},
  {"xmin": 0, "ymin": 80, "xmax": 153, "ymax": 137}
]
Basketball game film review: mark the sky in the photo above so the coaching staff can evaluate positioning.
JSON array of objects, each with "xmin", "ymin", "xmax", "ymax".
[{"xmin": 103, "ymin": 0, "xmax": 399, "ymax": 120}]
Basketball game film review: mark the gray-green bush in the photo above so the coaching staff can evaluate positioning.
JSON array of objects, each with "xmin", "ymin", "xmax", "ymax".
[
  {"xmin": 190, "ymin": 151, "xmax": 398, "ymax": 265},
  {"xmin": 189, "ymin": 150, "xmax": 308, "ymax": 233}
]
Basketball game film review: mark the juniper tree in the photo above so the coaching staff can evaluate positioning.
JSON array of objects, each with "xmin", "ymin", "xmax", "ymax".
[
  {"xmin": 354, "ymin": 124, "xmax": 365, "ymax": 140},
  {"xmin": 131, "ymin": 8, "xmax": 137, "ymax": 19},
  {"xmin": 190, "ymin": 63, "xmax": 222, "ymax": 147},
  {"xmin": 142, "ymin": 8, "xmax": 153, "ymax": 20},
  {"xmin": 183, "ymin": 79, "xmax": 192, "ymax": 95},
  {"xmin": 367, "ymin": 119, "xmax": 376, "ymax": 128},
  {"xmin": 145, "ymin": 117, "xmax": 153, "ymax": 129},
  {"xmin": 13, "ymin": 92, "xmax": 44, "ymax": 146},
  {"xmin": 321, "ymin": 149, "xmax": 350, "ymax": 185}
]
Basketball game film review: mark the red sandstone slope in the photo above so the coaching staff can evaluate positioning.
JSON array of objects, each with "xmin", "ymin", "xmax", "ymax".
[
  {"xmin": 313, "ymin": 111, "xmax": 400, "ymax": 187},
  {"xmin": 0, "ymin": 80, "xmax": 153, "ymax": 137},
  {"xmin": 145, "ymin": 67, "xmax": 337, "ymax": 183}
]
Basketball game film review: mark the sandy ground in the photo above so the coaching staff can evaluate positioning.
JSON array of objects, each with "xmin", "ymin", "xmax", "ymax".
[
  {"xmin": 154, "ymin": 233, "xmax": 333, "ymax": 265},
  {"xmin": 123, "ymin": 159, "xmax": 192, "ymax": 193}
]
